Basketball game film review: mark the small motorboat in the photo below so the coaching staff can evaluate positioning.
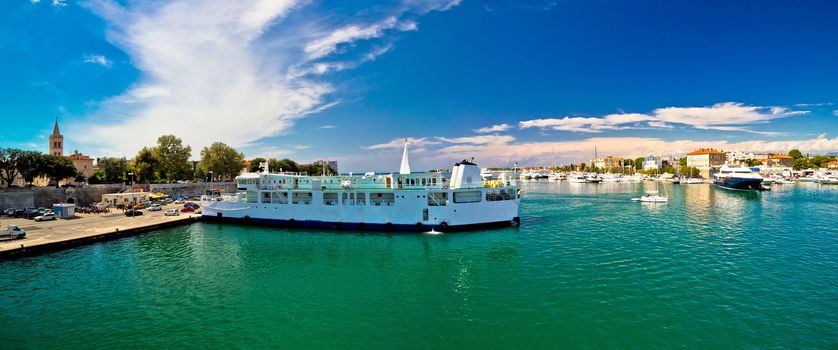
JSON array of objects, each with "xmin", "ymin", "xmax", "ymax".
[{"xmin": 631, "ymin": 191, "xmax": 669, "ymax": 203}]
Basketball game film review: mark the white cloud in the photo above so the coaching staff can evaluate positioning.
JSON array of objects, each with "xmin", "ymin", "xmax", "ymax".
[
  {"xmin": 473, "ymin": 123, "xmax": 512, "ymax": 133},
  {"xmin": 833, "ymin": 110, "xmax": 838, "ymax": 117},
  {"xmin": 83, "ymin": 54, "xmax": 112, "ymax": 67},
  {"xmin": 52, "ymin": 0, "xmax": 67, "ymax": 7},
  {"xmin": 438, "ymin": 135, "xmax": 515, "ymax": 145},
  {"xmin": 366, "ymin": 137, "xmax": 442, "ymax": 150},
  {"xmin": 303, "ymin": 17, "xmax": 414, "ymax": 60},
  {"xmin": 72, "ymin": 0, "xmax": 459, "ymax": 158},
  {"xmin": 653, "ymin": 102, "xmax": 807, "ymax": 131},
  {"xmin": 519, "ymin": 102, "xmax": 808, "ymax": 134},
  {"xmin": 320, "ymin": 125, "xmax": 337, "ymax": 129},
  {"xmin": 429, "ymin": 134, "xmax": 838, "ymax": 167}
]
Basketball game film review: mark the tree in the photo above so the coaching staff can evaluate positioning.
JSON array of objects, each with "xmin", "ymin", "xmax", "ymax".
[
  {"xmin": 269, "ymin": 158, "xmax": 299, "ymax": 173},
  {"xmin": 248, "ymin": 158, "xmax": 266, "ymax": 173},
  {"xmin": 98, "ymin": 157, "xmax": 129, "ymax": 183},
  {"xmin": 299, "ymin": 160, "xmax": 336, "ymax": 176},
  {"xmin": 0, "ymin": 148, "xmax": 24, "ymax": 187},
  {"xmin": 17, "ymin": 151, "xmax": 45, "ymax": 186},
  {"xmin": 745, "ymin": 159, "xmax": 763, "ymax": 167},
  {"xmin": 42, "ymin": 155, "xmax": 77, "ymax": 187},
  {"xmin": 788, "ymin": 149, "xmax": 803, "ymax": 159},
  {"xmin": 634, "ymin": 157, "xmax": 645, "ymax": 170},
  {"xmin": 199, "ymin": 142, "xmax": 244, "ymax": 181},
  {"xmin": 153, "ymin": 135, "xmax": 192, "ymax": 182},
  {"xmin": 131, "ymin": 147, "xmax": 159, "ymax": 183},
  {"xmin": 87, "ymin": 170, "xmax": 106, "ymax": 184}
]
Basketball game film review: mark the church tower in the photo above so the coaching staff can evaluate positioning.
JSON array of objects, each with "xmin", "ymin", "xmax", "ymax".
[{"xmin": 49, "ymin": 119, "xmax": 63, "ymax": 157}]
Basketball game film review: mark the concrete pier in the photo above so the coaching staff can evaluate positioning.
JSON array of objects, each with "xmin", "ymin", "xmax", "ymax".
[{"xmin": 0, "ymin": 204, "xmax": 199, "ymax": 260}]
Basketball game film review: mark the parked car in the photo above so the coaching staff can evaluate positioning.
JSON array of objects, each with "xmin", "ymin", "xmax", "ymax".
[
  {"xmin": 148, "ymin": 204, "xmax": 162, "ymax": 212},
  {"xmin": 124, "ymin": 209, "xmax": 143, "ymax": 216},
  {"xmin": 1, "ymin": 225, "xmax": 26, "ymax": 239},
  {"xmin": 174, "ymin": 199, "xmax": 184, "ymax": 204},
  {"xmin": 34, "ymin": 213, "xmax": 56, "ymax": 222},
  {"xmin": 181, "ymin": 206, "xmax": 194, "ymax": 213},
  {"xmin": 184, "ymin": 202, "xmax": 200, "ymax": 209},
  {"xmin": 23, "ymin": 208, "xmax": 40, "ymax": 219},
  {"xmin": 133, "ymin": 204, "xmax": 146, "ymax": 210},
  {"xmin": 164, "ymin": 209, "xmax": 180, "ymax": 216},
  {"xmin": 2, "ymin": 208, "xmax": 14, "ymax": 216}
]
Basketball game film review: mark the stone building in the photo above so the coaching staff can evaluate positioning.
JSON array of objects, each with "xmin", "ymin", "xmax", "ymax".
[
  {"xmin": 766, "ymin": 154, "xmax": 794, "ymax": 168},
  {"xmin": 687, "ymin": 149, "xmax": 726, "ymax": 178}
]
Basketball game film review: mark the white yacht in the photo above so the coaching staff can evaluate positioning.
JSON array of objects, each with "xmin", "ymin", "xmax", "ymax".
[
  {"xmin": 201, "ymin": 142, "xmax": 521, "ymax": 232},
  {"xmin": 631, "ymin": 191, "xmax": 668, "ymax": 203}
]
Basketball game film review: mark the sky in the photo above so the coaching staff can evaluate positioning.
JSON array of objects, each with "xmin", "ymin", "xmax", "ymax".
[{"xmin": 1, "ymin": 0, "xmax": 837, "ymax": 172}]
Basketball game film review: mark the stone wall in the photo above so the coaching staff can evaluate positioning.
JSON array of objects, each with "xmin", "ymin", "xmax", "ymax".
[
  {"xmin": 33, "ymin": 187, "xmax": 66, "ymax": 208},
  {"xmin": 0, "ymin": 191, "xmax": 35, "ymax": 209},
  {"xmin": 0, "ymin": 182, "xmax": 237, "ymax": 209},
  {"xmin": 149, "ymin": 182, "xmax": 236, "ymax": 197}
]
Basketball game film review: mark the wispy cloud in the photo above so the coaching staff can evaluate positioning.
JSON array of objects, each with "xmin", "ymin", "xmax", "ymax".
[
  {"xmin": 320, "ymin": 125, "xmax": 337, "ymax": 129},
  {"xmin": 473, "ymin": 123, "xmax": 512, "ymax": 133},
  {"xmin": 520, "ymin": 113, "xmax": 655, "ymax": 133},
  {"xmin": 83, "ymin": 54, "xmax": 112, "ymax": 67},
  {"xmin": 74, "ymin": 0, "xmax": 457, "ymax": 158},
  {"xmin": 366, "ymin": 137, "xmax": 442, "ymax": 150},
  {"xmin": 519, "ymin": 102, "xmax": 808, "ymax": 134},
  {"xmin": 303, "ymin": 17, "xmax": 415, "ymax": 60}
]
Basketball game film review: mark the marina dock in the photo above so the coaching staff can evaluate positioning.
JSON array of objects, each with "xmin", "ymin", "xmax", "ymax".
[{"xmin": 0, "ymin": 205, "xmax": 198, "ymax": 260}]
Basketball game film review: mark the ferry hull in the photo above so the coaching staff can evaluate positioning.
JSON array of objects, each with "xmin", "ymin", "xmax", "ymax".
[
  {"xmin": 713, "ymin": 177, "xmax": 763, "ymax": 190},
  {"xmin": 201, "ymin": 215, "xmax": 520, "ymax": 232}
]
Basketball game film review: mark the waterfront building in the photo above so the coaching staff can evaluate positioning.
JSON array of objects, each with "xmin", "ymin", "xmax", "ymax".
[
  {"xmin": 827, "ymin": 160, "xmax": 838, "ymax": 169},
  {"xmin": 766, "ymin": 154, "xmax": 794, "ymax": 168},
  {"xmin": 592, "ymin": 156, "xmax": 623, "ymax": 170},
  {"xmin": 726, "ymin": 151, "xmax": 769, "ymax": 163},
  {"xmin": 687, "ymin": 149, "xmax": 726, "ymax": 178},
  {"xmin": 643, "ymin": 155, "xmax": 661, "ymax": 170},
  {"xmin": 67, "ymin": 151, "xmax": 95, "ymax": 180}
]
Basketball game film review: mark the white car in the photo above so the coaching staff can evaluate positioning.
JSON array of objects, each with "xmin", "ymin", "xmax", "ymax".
[
  {"xmin": 174, "ymin": 199, "xmax": 184, "ymax": 204},
  {"xmin": 148, "ymin": 204, "xmax": 162, "ymax": 212},
  {"xmin": 164, "ymin": 209, "xmax": 180, "ymax": 216},
  {"xmin": 34, "ymin": 213, "xmax": 56, "ymax": 222}
]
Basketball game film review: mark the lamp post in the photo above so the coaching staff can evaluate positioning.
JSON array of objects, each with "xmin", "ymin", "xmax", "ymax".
[
  {"xmin": 128, "ymin": 172, "xmax": 134, "ymax": 188},
  {"xmin": 208, "ymin": 171, "xmax": 213, "ymax": 184}
]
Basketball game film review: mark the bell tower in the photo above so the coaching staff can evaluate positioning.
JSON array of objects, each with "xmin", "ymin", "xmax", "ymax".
[{"xmin": 49, "ymin": 119, "xmax": 63, "ymax": 157}]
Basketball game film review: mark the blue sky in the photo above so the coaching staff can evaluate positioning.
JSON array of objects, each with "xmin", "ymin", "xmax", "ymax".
[{"xmin": 1, "ymin": 0, "xmax": 837, "ymax": 172}]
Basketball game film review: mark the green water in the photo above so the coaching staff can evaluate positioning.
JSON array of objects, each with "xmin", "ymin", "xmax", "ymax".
[{"xmin": 1, "ymin": 182, "xmax": 837, "ymax": 349}]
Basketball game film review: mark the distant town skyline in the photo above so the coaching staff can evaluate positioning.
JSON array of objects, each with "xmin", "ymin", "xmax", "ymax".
[{"xmin": 2, "ymin": 0, "xmax": 837, "ymax": 172}]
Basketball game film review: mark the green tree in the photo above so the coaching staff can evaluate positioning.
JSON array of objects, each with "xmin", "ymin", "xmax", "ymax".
[
  {"xmin": 98, "ymin": 157, "xmax": 129, "ymax": 183},
  {"xmin": 131, "ymin": 147, "xmax": 159, "ymax": 183},
  {"xmin": 248, "ymin": 158, "xmax": 266, "ymax": 173},
  {"xmin": 269, "ymin": 158, "xmax": 299, "ymax": 173},
  {"xmin": 788, "ymin": 149, "xmax": 803, "ymax": 159},
  {"xmin": 87, "ymin": 169, "xmax": 106, "ymax": 184},
  {"xmin": 42, "ymin": 155, "xmax": 77, "ymax": 187},
  {"xmin": 745, "ymin": 159, "xmax": 763, "ymax": 167},
  {"xmin": 0, "ymin": 148, "xmax": 24, "ymax": 187},
  {"xmin": 634, "ymin": 157, "xmax": 645, "ymax": 170},
  {"xmin": 153, "ymin": 135, "xmax": 192, "ymax": 182},
  {"xmin": 17, "ymin": 151, "xmax": 45, "ymax": 185},
  {"xmin": 199, "ymin": 142, "xmax": 245, "ymax": 181}
]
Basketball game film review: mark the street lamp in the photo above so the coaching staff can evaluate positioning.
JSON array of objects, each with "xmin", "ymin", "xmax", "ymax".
[
  {"xmin": 208, "ymin": 171, "xmax": 213, "ymax": 184},
  {"xmin": 128, "ymin": 172, "xmax": 134, "ymax": 188}
]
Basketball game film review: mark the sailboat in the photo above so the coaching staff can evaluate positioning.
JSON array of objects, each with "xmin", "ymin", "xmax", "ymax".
[{"xmin": 631, "ymin": 182, "xmax": 669, "ymax": 203}]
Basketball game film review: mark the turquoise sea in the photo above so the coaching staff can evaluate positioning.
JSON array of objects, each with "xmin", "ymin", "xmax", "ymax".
[{"xmin": 1, "ymin": 182, "xmax": 837, "ymax": 349}]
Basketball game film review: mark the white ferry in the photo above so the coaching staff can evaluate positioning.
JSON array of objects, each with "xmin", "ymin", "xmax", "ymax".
[{"xmin": 200, "ymin": 142, "xmax": 521, "ymax": 232}]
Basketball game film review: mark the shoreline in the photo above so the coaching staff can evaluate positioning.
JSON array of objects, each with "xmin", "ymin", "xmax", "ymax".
[{"xmin": 0, "ymin": 208, "xmax": 199, "ymax": 261}]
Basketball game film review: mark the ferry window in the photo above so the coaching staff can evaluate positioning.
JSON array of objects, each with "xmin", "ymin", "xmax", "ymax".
[
  {"xmin": 292, "ymin": 192, "xmax": 312, "ymax": 205},
  {"xmin": 357, "ymin": 193, "xmax": 366, "ymax": 206},
  {"xmin": 428, "ymin": 192, "xmax": 448, "ymax": 206},
  {"xmin": 324, "ymin": 192, "xmax": 338, "ymax": 206},
  {"xmin": 272, "ymin": 192, "xmax": 288, "ymax": 204},
  {"xmin": 453, "ymin": 191, "xmax": 482, "ymax": 203},
  {"xmin": 370, "ymin": 193, "xmax": 395, "ymax": 206}
]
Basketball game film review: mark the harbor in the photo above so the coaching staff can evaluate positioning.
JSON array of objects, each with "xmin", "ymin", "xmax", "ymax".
[
  {"xmin": 0, "ymin": 204, "xmax": 197, "ymax": 260},
  {"xmin": 1, "ymin": 181, "xmax": 836, "ymax": 348}
]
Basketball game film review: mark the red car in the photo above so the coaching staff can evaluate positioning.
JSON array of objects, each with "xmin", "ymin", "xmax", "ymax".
[{"xmin": 181, "ymin": 206, "xmax": 195, "ymax": 213}]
